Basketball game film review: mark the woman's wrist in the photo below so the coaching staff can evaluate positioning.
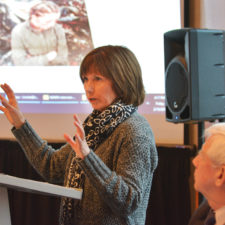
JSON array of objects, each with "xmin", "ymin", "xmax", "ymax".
[{"xmin": 14, "ymin": 119, "xmax": 26, "ymax": 129}]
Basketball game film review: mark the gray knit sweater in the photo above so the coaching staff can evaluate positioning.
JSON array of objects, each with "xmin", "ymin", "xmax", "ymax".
[{"xmin": 12, "ymin": 111, "xmax": 158, "ymax": 225}]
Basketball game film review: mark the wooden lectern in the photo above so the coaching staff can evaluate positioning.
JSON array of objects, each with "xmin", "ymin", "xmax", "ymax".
[{"xmin": 0, "ymin": 173, "xmax": 82, "ymax": 225}]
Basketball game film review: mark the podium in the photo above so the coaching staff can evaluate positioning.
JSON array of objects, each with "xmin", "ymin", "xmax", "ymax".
[{"xmin": 0, "ymin": 173, "xmax": 82, "ymax": 225}]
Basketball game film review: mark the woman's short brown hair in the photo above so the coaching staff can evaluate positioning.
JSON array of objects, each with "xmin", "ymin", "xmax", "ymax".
[{"xmin": 80, "ymin": 45, "xmax": 145, "ymax": 106}]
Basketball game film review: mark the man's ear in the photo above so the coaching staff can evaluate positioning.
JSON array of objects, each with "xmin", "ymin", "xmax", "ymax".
[{"xmin": 215, "ymin": 165, "xmax": 225, "ymax": 187}]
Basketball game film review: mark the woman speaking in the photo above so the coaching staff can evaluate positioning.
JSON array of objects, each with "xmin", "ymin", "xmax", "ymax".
[{"xmin": 0, "ymin": 45, "xmax": 158, "ymax": 225}]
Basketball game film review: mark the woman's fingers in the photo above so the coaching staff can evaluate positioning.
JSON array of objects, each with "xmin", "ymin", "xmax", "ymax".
[
  {"xmin": 0, "ymin": 94, "xmax": 6, "ymax": 106},
  {"xmin": 0, "ymin": 83, "xmax": 25, "ymax": 128},
  {"xmin": 0, "ymin": 105, "xmax": 6, "ymax": 114},
  {"xmin": 0, "ymin": 83, "xmax": 18, "ymax": 107},
  {"xmin": 74, "ymin": 121, "xmax": 84, "ymax": 139},
  {"xmin": 0, "ymin": 94, "xmax": 13, "ymax": 109},
  {"xmin": 64, "ymin": 133, "xmax": 74, "ymax": 146},
  {"xmin": 64, "ymin": 133, "xmax": 84, "ymax": 159},
  {"xmin": 64, "ymin": 115, "xmax": 90, "ymax": 159},
  {"xmin": 0, "ymin": 91, "xmax": 13, "ymax": 116},
  {"xmin": 73, "ymin": 114, "xmax": 85, "ymax": 139},
  {"xmin": 73, "ymin": 114, "xmax": 81, "ymax": 122},
  {"xmin": 1, "ymin": 83, "xmax": 13, "ymax": 98}
]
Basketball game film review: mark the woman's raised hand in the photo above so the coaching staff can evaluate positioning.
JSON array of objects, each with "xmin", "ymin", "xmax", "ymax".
[
  {"xmin": 64, "ymin": 114, "xmax": 90, "ymax": 160},
  {"xmin": 0, "ymin": 83, "xmax": 25, "ymax": 128}
]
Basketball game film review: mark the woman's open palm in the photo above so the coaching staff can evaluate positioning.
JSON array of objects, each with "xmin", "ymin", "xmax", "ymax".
[
  {"xmin": 0, "ymin": 83, "xmax": 25, "ymax": 128},
  {"xmin": 64, "ymin": 114, "xmax": 90, "ymax": 160}
]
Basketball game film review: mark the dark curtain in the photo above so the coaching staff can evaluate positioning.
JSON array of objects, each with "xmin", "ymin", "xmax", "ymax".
[
  {"xmin": 0, "ymin": 140, "xmax": 194, "ymax": 225},
  {"xmin": 0, "ymin": 140, "xmax": 62, "ymax": 225},
  {"xmin": 145, "ymin": 145, "xmax": 195, "ymax": 225}
]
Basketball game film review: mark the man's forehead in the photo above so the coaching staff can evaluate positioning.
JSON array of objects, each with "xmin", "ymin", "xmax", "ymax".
[{"xmin": 204, "ymin": 134, "xmax": 225, "ymax": 151}]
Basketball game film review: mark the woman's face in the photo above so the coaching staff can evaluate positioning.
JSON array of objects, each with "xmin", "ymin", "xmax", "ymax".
[
  {"xmin": 30, "ymin": 12, "xmax": 57, "ymax": 31},
  {"xmin": 82, "ymin": 72, "xmax": 118, "ymax": 111}
]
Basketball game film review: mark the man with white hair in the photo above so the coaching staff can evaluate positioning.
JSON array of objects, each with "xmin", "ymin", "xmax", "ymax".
[
  {"xmin": 189, "ymin": 122, "xmax": 225, "ymax": 225},
  {"xmin": 11, "ymin": 1, "xmax": 68, "ymax": 66}
]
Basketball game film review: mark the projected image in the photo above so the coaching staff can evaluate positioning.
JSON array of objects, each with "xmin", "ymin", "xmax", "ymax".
[
  {"xmin": 0, "ymin": 0, "xmax": 94, "ymax": 66},
  {"xmin": 0, "ymin": 0, "xmax": 182, "ymax": 141},
  {"xmin": 0, "ymin": 0, "xmax": 181, "ymax": 116}
]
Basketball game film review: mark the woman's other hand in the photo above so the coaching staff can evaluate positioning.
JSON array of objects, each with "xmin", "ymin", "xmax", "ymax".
[
  {"xmin": 64, "ymin": 114, "xmax": 90, "ymax": 160},
  {"xmin": 0, "ymin": 83, "xmax": 25, "ymax": 128}
]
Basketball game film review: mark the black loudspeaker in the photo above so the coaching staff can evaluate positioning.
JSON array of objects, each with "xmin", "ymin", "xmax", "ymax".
[{"xmin": 164, "ymin": 28, "xmax": 225, "ymax": 123}]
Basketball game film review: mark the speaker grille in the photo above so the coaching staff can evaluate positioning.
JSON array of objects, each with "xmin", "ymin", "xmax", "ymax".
[{"xmin": 165, "ymin": 56, "xmax": 188, "ymax": 112}]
